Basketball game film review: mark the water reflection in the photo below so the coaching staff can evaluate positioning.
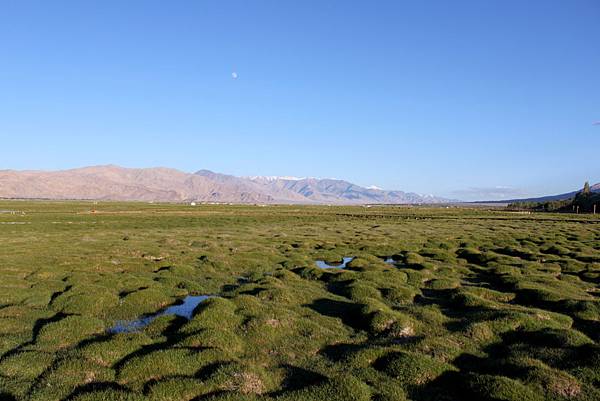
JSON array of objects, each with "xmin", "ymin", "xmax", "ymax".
[
  {"xmin": 109, "ymin": 295, "xmax": 210, "ymax": 334},
  {"xmin": 315, "ymin": 257, "xmax": 354, "ymax": 269}
]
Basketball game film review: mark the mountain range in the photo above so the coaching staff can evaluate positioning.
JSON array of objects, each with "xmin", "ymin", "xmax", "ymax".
[
  {"xmin": 480, "ymin": 183, "xmax": 600, "ymax": 204},
  {"xmin": 0, "ymin": 165, "xmax": 450, "ymax": 204}
]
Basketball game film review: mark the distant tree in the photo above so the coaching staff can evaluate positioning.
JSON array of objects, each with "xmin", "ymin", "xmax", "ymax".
[{"xmin": 583, "ymin": 181, "xmax": 591, "ymax": 194}]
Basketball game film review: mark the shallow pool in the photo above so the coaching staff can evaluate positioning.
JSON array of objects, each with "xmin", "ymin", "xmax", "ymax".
[
  {"xmin": 108, "ymin": 295, "xmax": 210, "ymax": 334},
  {"xmin": 315, "ymin": 257, "xmax": 354, "ymax": 269}
]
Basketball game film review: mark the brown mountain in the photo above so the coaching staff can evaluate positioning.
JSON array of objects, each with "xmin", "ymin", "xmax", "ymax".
[{"xmin": 0, "ymin": 165, "xmax": 449, "ymax": 204}]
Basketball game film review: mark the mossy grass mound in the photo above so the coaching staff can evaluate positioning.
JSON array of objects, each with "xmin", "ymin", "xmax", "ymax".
[
  {"xmin": 1, "ymin": 201, "xmax": 599, "ymax": 400},
  {"xmin": 35, "ymin": 315, "xmax": 105, "ymax": 350}
]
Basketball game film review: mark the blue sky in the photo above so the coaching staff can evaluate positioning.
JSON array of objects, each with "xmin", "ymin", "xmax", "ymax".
[{"xmin": 1, "ymin": 1, "xmax": 598, "ymax": 200}]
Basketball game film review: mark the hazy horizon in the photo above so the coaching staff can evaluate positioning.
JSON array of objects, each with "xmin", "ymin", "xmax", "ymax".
[{"xmin": 1, "ymin": 1, "xmax": 599, "ymax": 200}]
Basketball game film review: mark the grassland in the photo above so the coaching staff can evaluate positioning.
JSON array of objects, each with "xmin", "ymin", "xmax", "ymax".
[{"xmin": 0, "ymin": 201, "xmax": 599, "ymax": 401}]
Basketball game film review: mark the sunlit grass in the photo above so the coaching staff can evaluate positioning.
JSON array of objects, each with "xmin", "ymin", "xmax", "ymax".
[{"xmin": 0, "ymin": 201, "xmax": 599, "ymax": 400}]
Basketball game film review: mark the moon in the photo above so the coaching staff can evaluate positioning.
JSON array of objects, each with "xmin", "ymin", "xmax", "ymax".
[{"xmin": 231, "ymin": 72, "xmax": 238, "ymax": 79}]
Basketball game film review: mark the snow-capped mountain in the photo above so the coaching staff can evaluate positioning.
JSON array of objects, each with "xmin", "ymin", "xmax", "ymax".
[{"xmin": 0, "ymin": 165, "xmax": 452, "ymax": 204}]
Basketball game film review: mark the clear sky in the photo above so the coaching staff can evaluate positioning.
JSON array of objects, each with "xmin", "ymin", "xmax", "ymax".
[{"xmin": 1, "ymin": 1, "xmax": 599, "ymax": 200}]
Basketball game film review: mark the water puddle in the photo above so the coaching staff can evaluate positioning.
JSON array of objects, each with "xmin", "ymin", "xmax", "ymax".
[
  {"xmin": 315, "ymin": 257, "xmax": 354, "ymax": 269},
  {"xmin": 108, "ymin": 295, "xmax": 210, "ymax": 334},
  {"xmin": 381, "ymin": 256, "xmax": 402, "ymax": 265}
]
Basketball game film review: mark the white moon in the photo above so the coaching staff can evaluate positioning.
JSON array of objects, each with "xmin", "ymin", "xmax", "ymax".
[{"xmin": 231, "ymin": 72, "xmax": 238, "ymax": 79}]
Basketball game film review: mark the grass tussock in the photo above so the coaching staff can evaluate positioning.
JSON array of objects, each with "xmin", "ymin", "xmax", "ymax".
[{"xmin": 0, "ymin": 201, "xmax": 598, "ymax": 400}]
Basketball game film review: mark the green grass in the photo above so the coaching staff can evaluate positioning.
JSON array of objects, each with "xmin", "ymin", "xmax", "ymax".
[{"xmin": 0, "ymin": 201, "xmax": 599, "ymax": 400}]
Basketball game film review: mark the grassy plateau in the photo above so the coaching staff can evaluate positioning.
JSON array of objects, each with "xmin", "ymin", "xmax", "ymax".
[{"xmin": 0, "ymin": 201, "xmax": 599, "ymax": 401}]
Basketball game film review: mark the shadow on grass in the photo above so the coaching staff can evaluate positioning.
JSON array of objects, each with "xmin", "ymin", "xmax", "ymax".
[
  {"xmin": 573, "ymin": 318, "xmax": 600, "ymax": 342},
  {"xmin": 0, "ymin": 392, "xmax": 17, "ymax": 401},
  {"xmin": 304, "ymin": 298, "xmax": 364, "ymax": 331},
  {"xmin": 191, "ymin": 390, "xmax": 229, "ymax": 400},
  {"xmin": 319, "ymin": 342, "xmax": 366, "ymax": 362},
  {"xmin": 63, "ymin": 382, "xmax": 134, "ymax": 401},
  {"xmin": 267, "ymin": 364, "xmax": 327, "ymax": 397},
  {"xmin": 0, "ymin": 312, "xmax": 71, "ymax": 361},
  {"xmin": 194, "ymin": 361, "xmax": 225, "ymax": 381},
  {"xmin": 48, "ymin": 284, "xmax": 73, "ymax": 305}
]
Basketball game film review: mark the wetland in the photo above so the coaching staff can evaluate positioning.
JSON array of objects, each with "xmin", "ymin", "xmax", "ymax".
[{"xmin": 0, "ymin": 201, "xmax": 599, "ymax": 401}]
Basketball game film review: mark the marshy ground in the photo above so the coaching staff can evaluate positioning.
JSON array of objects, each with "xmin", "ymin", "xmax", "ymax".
[{"xmin": 0, "ymin": 201, "xmax": 599, "ymax": 401}]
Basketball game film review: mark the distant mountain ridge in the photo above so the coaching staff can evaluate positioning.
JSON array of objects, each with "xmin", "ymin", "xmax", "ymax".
[
  {"xmin": 0, "ymin": 165, "xmax": 450, "ymax": 204},
  {"xmin": 479, "ymin": 183, "xmax": 600, "ymax": 204}
]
